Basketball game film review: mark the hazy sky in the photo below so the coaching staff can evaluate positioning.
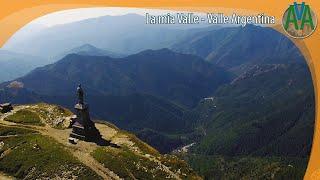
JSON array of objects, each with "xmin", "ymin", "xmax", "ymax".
[
  {"xmin": 30, "ymin": 7, "xmax": 197, "ymax": 27},
  {"xmin": 2, "ymin": 7, "xmax": 209, "ymax": 50}
]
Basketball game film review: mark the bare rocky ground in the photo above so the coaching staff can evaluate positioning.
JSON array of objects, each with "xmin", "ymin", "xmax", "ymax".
[{"xmin": 0, "ymin": 104, "xmax": 200, "ymax": 180}]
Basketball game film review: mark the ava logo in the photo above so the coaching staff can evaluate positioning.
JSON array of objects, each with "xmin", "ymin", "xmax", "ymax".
[{"xmin": 282, "ymin": 2, "xmax": 317, "ymax": 38}]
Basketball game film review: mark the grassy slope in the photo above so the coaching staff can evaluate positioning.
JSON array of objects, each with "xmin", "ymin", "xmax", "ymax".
[
  {"xmin": 182, "ymin": 64, "xmax": 314, "ymax": 179},
  {"xmin": 92, "ymin": 123, "xmax": 200, "ymax": 179},
  {"xmin": 92, "ymin": 147, "xmax": 171, "ymax": 179},
  {"xmin": 184, "ymin": 154, "xmax": 307, "ymax": 180},
  {"xmin": 0, "ymin": 104, "xmax": 199, "ymax": 179},
  {"xmin": 0, "ymin": 126, "xmax": 100, "ymax": 179},
  {"xmin": 194, "ymin": 64, "xmax": 314, "ymax": 157},
  {"xmin": 4, "ymin": 109, "xmax": 44, "ymax": 126}
]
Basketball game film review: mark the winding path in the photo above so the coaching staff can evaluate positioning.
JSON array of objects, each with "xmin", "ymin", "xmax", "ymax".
[{"xmin": 0, "ymin": 105, "xmax": 184, "ymax": 180}]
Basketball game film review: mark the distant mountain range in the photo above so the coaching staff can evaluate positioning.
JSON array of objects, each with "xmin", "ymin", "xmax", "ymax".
[
  {"xmin": 172, "ymin": 25, "xmax": 304, "ymax": 74},
  {"xmin": 0, "ymin": 48, "xmax": 231, "ymax": 154},
  {"xmin": 0, "ymin": 44, "xmax": 124, "ymax": 83},
  {"xmin": 3, "ymin": 49, "xmax": 231, "ymax": 107},
  {"xmin": 3, "ymin": 16, "xmax": 302, "ymax": 80},
  {"xmin": 0, "ymin": 19, "xmax": 315, "ymax": 179},
  {"xmin": 0, "ymin": 50, "xmax": 47, "ymax": 82},
  {"xmin": 4, "ymin": 14, "xmax": 216, "ymax": 59},
  {"xmin": 54, "ymin": 44, "xmax": 125, "ymax": 60}
]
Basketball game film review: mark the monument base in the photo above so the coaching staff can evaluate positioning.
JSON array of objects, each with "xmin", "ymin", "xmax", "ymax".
[
  {"xmin": 69, "ymin": 103, "xmax": 101, "ymax": 143},
  {"xmin": 70, "ymin": 123, "xmax": 86, "ymax": 140}
]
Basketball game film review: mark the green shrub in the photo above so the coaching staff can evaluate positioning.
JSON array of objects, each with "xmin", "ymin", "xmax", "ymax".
[
  {"xmin": 0, "ymin": 134, "xmax": 101, "ymax": 179},
  {"xmin": 184, "ymin": 154, "xmax": 307, "ymax": 180},
  {"xmin": 92, "ymin": 147, "xmax": 170, "ymax": 180},
  {"xmin": 0, "ymin": 126, "xmax": 35, "ymax": 136},
  {"xmin": 4, "ymin": 110, "xmax": 44, "ymax": 126}
]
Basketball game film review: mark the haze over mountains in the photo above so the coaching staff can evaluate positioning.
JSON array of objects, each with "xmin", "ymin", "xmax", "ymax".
[
  {"xmin": 0, "ymin": 50, "xmax": 47, "ymax": 82},
  {"xmin": 0, "ymin": 44, "xmax": 124, "ymax": 83},
  {"xmin": 172, "ymin": 24, "xmax": 304, "ymax": 74},
  {"xmin": 54, "ymin": 43, "xmax": 125, "ymax": 60},
  {"xmin": 0, "ymin": 13, "xmax": 315, "ymax": 179},
  {"xmin": 4, "ymin": 14, "xmax": 215, "ymax": 59},
  {"xmin": 2, "ymin": 49, "xmax": 231, "ymax": 106},
  {"xmin": 0, "ymin": 14, "xmax": 218, "ymax": 84},
  {"xmin": 1, "ymin": 14, "xmax": 304, "ymax": 83}
]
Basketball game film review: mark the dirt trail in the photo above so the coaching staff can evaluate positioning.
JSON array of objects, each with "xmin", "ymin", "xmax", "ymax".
[
  {"xmin": 0, "ymin": 105, "xmax": 183, "ymax": 180},
  {"xmin": 41, "ymin": 127, "xmax": 120, "ymax": 180},
  {"xmin": 0, "ymin": 106, "xmax": 119, "ymax": 180},
  {"xmin": 0, "ymin": 172, "xmax": 14, "ymax": 180},
  {"xmin": 73, "ymin": 148, "xmax": 119, "ymax": 180}
]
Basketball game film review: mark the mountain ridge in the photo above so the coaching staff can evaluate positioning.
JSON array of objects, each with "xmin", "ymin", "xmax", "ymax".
[
  {"xmin": 0, "ymin": 50, "xmax": 47, "ymax": 83},
  {"xmin": 0, "ymin": 103, "xmax": 200, "ymax": 179},
  {"xmin": 172, "ymin": 25, "xmax": 304, "ymax": 74},
  {"xmin": 4, "ymin": 14, "xmax": 211, "ymax": 58},
  {"xmin": 54, "ymin": 44, "xmax": 125, "ymax": 60},
  {"xmin": 3, "ymin": 49, "xmax": 232, "ymax": 107}
]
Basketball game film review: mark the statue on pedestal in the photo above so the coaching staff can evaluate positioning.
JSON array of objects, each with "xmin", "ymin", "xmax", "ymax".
[
  {"xmin": 69, "ymin": 84, "xmax": 101, "ymax": 143},
  {"xmin": 77, "ymin": 84, "xmax": 84, "ymax": 105}
]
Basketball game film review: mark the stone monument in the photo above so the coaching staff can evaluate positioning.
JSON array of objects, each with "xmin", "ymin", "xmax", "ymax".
[{"xmin": 69, "ymin": 84, "xmax": 101, "ymax": 143}]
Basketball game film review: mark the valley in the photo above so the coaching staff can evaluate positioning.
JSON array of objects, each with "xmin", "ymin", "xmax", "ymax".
[{"xmin": 0, "ymin": 14, "xmax": 315, "ymax": 179}]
